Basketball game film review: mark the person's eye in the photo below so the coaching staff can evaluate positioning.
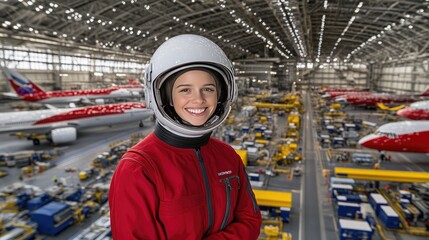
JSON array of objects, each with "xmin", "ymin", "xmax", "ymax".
[
  {"xmin": 203, "ymin": 88, "xmax": 215, "ymax": 92},
  {"xmin": 179, "ymin": 88, "xmax": 190, "ymax": 93}
]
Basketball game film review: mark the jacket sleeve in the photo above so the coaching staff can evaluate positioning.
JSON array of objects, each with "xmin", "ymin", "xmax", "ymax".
[
  {"xmin": 204, "ymin": 163, "xmax": 262, "ymax": 240},
  {"xmin": 109, "ymin": 152, "xmax": 167, "ymax": 240}
]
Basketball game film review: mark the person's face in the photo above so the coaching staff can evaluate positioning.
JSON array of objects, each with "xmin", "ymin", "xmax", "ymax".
[{"xmin": 172, "ymin": 70, "xmax": 218, "ymax": 126}]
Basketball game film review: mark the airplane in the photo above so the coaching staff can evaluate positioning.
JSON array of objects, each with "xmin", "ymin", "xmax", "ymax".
[
  {"xmin": 358, "ymin": 121, "xmax": 429, "ymax": 153},
  {"xmin": 0, "ymin": 102, "xmax": 153, "ymax": 145},
  {"xmin": 320, "ymin": 87, "xmax": 369, "ymax": 94},
  {"xmin": 322, "ymin": 87, "xmax": 361, "ymax": 92},
  {"xmin": 332, "ymin": 89, "xmax": 429, "ymax": 107},
  {"xmin": 1, "ymin": 67, "xmax": 143, "ymax": 104},
  {"xmin": 321, "ymin": 90, "xmax": 372, "ymax": 99},
  {"xmin": 397, "ymin": 100, "xmax": 429, "ymax": 120}
]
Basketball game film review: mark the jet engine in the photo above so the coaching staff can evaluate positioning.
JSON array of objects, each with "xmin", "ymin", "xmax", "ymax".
[{"xmin": 50, "ymin": 127, "xmax": 77, "ymax": 144}]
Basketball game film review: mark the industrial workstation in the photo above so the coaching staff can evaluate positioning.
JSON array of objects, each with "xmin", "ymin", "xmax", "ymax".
[{"xmin": 0, "ymin": 1, "xmax": 429, "ymax": 240}]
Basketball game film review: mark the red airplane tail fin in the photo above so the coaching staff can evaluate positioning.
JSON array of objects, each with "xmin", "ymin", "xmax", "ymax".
[
  {"xmin": 421, "ymin": 88, "xmax": 429, "ymax": 96},
  {"xmin": 2, "ymin": 67, "xmax": 45, "ymax": 96}
]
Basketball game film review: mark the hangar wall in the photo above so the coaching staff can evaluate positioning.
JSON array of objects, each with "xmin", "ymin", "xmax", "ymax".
[
  {"xmin": 372, "ymin": 60, "xmax": 429, "ymax": 94},
  {"xmin": 300, "ymin": 59, "xmax": 428, "ymax": 94},
  {"xmin": 302, "ymin": 63, "xmax": 368, "ymax": 89},
  {"xmin": 0, "ymin": 45, "xmax": 144, "ymax": 91}
]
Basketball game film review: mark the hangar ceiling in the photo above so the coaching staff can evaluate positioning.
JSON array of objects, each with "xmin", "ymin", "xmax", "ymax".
[{"xmin": 0, "ymin": 0, "xmax": 428, "ymax": 63}]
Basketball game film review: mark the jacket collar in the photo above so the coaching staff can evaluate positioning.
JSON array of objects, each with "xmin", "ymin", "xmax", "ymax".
[{"xmin": 154, "ymin": 123, "xmax": 211, "ymax": 148}]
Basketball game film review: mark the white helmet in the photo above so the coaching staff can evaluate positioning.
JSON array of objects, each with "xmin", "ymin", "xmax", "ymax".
[{"xmin": 144, "ymin": 34, "xmax": 237, "ymax": 138}]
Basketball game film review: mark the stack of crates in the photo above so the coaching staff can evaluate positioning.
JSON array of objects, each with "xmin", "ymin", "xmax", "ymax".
[{"xmin": 369, "ymin": 193, "xmax": 388, "ymax": 216}]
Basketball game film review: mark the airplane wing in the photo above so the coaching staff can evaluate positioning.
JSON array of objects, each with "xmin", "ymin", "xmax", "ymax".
[
  {"xmin": 377, "ymin": 103, "xmax": 405, "ymax": 111},
  {"xmin": 0, "ymin": 122, "xmax": 71, "ymax": 134},
  {"xmin": 376, "ymin": 103, "xmax": 386, "ymax": 110},
  {"xmin": 388, "ymin": 105, "xmax": 406, "ymax": 111}
]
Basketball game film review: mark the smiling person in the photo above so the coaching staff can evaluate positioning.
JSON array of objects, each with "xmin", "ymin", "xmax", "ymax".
[{"xmin": 109, "ymin": 34, "xmax": 262, "ymax": 240}]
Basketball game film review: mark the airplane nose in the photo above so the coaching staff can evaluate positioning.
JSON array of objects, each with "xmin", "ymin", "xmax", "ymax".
[
  {"xmin": 397, "ymin": 109, "xmax": 408, "ymax": 118},
  {"xmin": 358, "ymin": 134, "xmax": 379, "ymax": 148}
]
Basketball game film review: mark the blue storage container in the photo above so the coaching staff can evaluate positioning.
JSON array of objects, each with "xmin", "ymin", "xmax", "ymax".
[
  {"xmin": 249, "ymin": 173, "xmax": 260, "ymax": 181},
  {"xmin": 64, "ymin": 188, "xmax": 85, "ymax": 202},
  {"xmin": 399, "ymin": 198, "xmax": 410, "ymax": 208},
  {"xmin": 326, "ymin": 125, "xmax": 335, "ymax": 134},
  {"xmin": 344, "ymin": 123, "xmax": 356, "ymax": 131},
  {"xmin": 379, "ymin": 205, "xmax": 401, "ymax": 229},
  {"xmin": 331, "ymin": 184, "xmax": 353, "ymax": 198},
  {"xmin": 336, "ymin": 194, "xmax": 363, "ymax": 203},
  {"xmin": 27, "ymin": 193, "xmax": 53, "ymax": 211},
  {"xmin": 16, "ymin": 192, "xmax": 31, "ymax": 210},
  {"xmin": 31, "ymin": 202, "xmax": 74, "ymax": 235},
  {"xmin": 338, "ymin": 219, "xmax": 373, "ymax": 240},
  {"xmin": 365, "ymin": 214, "xmax": 376, "ymax": 230},
  {"xmin": 338, "ymin": 202, "xmax": 361, "ymax": 218},
  {"xmin": 399, "ymin": 190, "xmax": 412, "ymax": 201},
  {"xmin": 280, "ymin": 207, "xmax": 290, "ymax": 223}
]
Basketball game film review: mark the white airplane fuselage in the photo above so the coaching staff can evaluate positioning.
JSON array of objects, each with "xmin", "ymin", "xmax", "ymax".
[
  {"xmin": 0, "ymin": 102, "xmax": 153, "ymax": 144},
  {"xmin": 397, "ymin": 100, "xmax": 429, "ymax": 120},
  {"xmin": 358, "ymin": 121, "xmax": 429, "ymax": 153}
]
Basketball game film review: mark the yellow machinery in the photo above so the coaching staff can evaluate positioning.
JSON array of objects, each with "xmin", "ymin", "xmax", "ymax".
[
  {"xmin": 253, "ymin": 190, "xmax": 292, "ymax": 208},
  {"xmin": 21, "ymin": 162, "xmax": 50, "ymax": 176},
  {"xmin": 287, "ymin": 114, "xmax": 300, "ymax": 129},
  {"xmin": 0, "ymin": 170, "xmax": 7, "ymax": 178},
  {"xmin": 325, "ymin": 109, "xmax": 345, "ymax": 118},
  {"xmin": 255, "ymin": 190, "xmax": 293, "ymax": 239},
  {"xmin": 331, "ymin": 103, "xmax": 342, "ymax": 110},
  {"xmin": 259, "ymin": 225, "xmax": 292, "ymax": 240},
  {"xmin": 272, "ymin": 143, "xmax": 298, "ymax": 166},
  {"xmin": 284, "ymin": 127, "xmax": 299, "ymax": 140},
  {"xmin": 335, "ymin": 168, "xmax": 429, "ymax": 182},
  {"xmin": 15, "ymin": 132, "xmax": 48, "ymax": 145},
  {"xmin": 251, "ymin": 102, "xmax": 294, "ymax": 113},
  {"xmin": 0, "ymin": 222, "xmax": 36, "ymax": 240},
  {"xmin": 0, "ymin": 198, "xmax": 19, "ymax": 213},
  {"xmin": 79, "ymin": 167, "xmax": 96, "ymax": 181}
]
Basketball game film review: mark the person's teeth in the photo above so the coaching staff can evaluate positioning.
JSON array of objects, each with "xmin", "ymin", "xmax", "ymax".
[{"xmin": 188, "ymin": 108, "xmax": 205, "ymax": 114}]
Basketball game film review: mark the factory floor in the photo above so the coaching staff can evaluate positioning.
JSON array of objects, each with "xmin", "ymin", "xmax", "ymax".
[{"xmin": 1, "ymin": 95, "xmax": 429, "ymax": 239}]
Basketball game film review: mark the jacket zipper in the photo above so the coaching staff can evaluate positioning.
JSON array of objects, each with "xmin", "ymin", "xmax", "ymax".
[
  {"xmin": 220, "ymin": 176, "xmax": 240, "ymax": 230},
  {"xmin": 244, "ymin": 169, "xmax": 259, "ymax": 213},
  {"xmin": 195, "ymin": 147, "xmax": 213, "ymax": 236}
]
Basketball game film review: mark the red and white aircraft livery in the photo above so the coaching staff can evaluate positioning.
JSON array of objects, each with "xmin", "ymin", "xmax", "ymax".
[
  {"xmin": 397, "ymin": 100, "xmax": 429, "ymax": 120},
  {"xmin": 321, "ymin": 89, "xmax": 371, "ymax": 99},
  {"xmin": 0, "ymin": 102, "xmax": 153, "ymax": 145},
  {"xmin": 2, "ymin": 67, "xmax": 143, "ymax": 104},
  {"xmin": 358, "ymin": 121, "xmax": 429, "ymax": 153},
  {"xmin": 333, "ymin": 89, "xmax": 429, "ymax": 107}
]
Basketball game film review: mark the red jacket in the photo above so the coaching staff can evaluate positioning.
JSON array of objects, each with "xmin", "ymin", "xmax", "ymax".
[{"xmin": 109, "ymin": 132, "xmax": 261, "ymax": 239}]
